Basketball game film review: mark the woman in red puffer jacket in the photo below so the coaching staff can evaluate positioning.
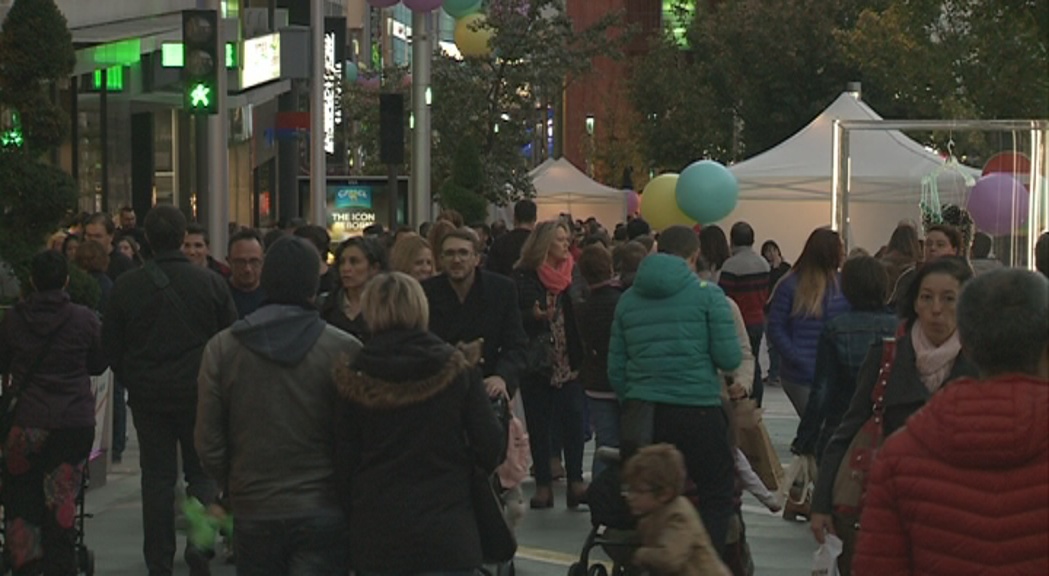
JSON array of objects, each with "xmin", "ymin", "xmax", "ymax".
[{"xmin": 854, "ymin": 269, "xmax": 1049, "ymax": 576}]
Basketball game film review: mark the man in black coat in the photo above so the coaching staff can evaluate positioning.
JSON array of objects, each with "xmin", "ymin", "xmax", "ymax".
[
  {"xmin": 102, "ymin": 205, "xmax": 238, "ymax": 576},
  {"xmin": 486, "ymin": 200, "xmax": 536, "ymax": 277},
  {"xmin": 423, "ymin": 228, "xmax": 527, "ymax": 399}
]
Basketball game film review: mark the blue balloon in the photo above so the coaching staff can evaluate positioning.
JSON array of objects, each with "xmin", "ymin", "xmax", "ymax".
[
  {"xmin": 344, "ymin": 61, "xmax": 358, "ymax": 83},
  {"xmin": 675, "ymin": 160, "xmax": 739, "ymax": 225},
  {"xmin": 443, "ymin": 0, "xmax": 483, "ymax": 19}
]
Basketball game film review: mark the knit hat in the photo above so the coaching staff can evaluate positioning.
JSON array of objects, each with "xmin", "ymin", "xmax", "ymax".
[{"xmin": 261, "ymin": 236, "xmax": 320, "ymax": 306}]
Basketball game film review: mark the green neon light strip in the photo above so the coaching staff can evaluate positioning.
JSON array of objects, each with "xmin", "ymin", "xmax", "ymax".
[
  {"xmin": 92, "ymin": 65, "xmax": 124, "ymax": 91},
  {"xmin": 161, "ymin": 43, "xmax": 237, "ymax": 68}
]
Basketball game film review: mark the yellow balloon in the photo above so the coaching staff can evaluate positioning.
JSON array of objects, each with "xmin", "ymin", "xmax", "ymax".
[
  {"xmin": 641, "ymin": 173, "xmax": 696, "ymax": 231},
  {"xmin": 454, "ymin": 13, "xmax": 492, "ymax": 58}
]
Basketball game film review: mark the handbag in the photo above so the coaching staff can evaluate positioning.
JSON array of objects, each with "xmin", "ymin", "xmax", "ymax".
[
  {"xmin": 471, "ymin": 468, "xmax": 517, "ymax": 563},
  {"xmin": 522, "ymin": 331, "xmax": 555, "ymax": 382},
  {"xmin": 830, "ymin": 337, "xmax": 898, "ymax": 574}
]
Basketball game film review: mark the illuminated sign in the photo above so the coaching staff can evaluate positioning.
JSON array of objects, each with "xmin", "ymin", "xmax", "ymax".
[
  {"xmin": 323, "ymin": 29, "xmax": 344, "ymax": 155},
  {"xmin": 240, "ymin": 33, "xmax": 281, "ymax": 89},
  {"xmin": 334, "ymin": 187, "xmax": 372, "ymax": 210}
]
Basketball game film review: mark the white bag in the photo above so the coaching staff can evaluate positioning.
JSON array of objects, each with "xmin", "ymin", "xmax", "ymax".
[{"xmin": 811, "ymin": 534, "xmax": 843, "ymax": 576}]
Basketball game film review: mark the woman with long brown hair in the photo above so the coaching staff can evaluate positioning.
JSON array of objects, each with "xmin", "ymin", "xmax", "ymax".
[
  {"xmin": 513, "ymin": 220, "xmax": 586, "ymax": 509},
  {"xmin": 389, "ymin": 233, "xmax": 434, "ymax": 282},
  {"xmin": 766, "ymin": 228, "xmax": 850, "ymax": 417}
]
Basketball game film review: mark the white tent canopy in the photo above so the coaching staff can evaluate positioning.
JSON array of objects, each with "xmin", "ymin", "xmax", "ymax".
[
  {"xmin": 723, "ymin": 91, "xmax": 979, "ymax": 260},
  {"xmin": 528, "ymin": 157, "xmax": 627, "ymax": 227}
]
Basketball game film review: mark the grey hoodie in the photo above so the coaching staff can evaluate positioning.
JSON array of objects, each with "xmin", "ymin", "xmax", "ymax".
[{"xmin": 231, "ymin": 304, "xmax": 327, "ymax": 365}]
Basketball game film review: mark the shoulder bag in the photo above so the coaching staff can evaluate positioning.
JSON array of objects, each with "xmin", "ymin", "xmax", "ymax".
[{"xmin": 830, "ymin": 336, "xmax": 897, "ymax": 574}]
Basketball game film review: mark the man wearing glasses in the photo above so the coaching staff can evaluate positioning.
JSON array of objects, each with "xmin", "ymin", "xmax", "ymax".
[
  {"xmin": 227, "ymin": 229, "xmax": 266, "ymax": 318},
  {"xmin": 423, "ymin": 227, "xmax": 527, "ymax": 400}
]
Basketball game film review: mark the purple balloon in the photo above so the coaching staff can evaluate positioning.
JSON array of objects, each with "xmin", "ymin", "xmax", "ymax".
[
  {"xmin": 404, "ymin": 0, "xmax": 442, "ymax": 11},
  {"xmin": 966, "ymin": 173, "xmax": 1030, "ymax": 235},
  {"xmin": 626, "ymin": 190, "xmax": 640, "ymax": 215},
  {"xmin": 367, "ymin": 0, "xmax": 400, "ymax": 8}
]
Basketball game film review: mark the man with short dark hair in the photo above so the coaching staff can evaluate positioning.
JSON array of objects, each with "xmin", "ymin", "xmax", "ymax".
[
  {"xmin": 969, "ymin": 231, "xmax": 1003, "ymax": 276},
  {"xmin": 423, "ymin": 228, "xmax": 527, "ymax": 400},
  {"xmin": 609, "ymin": 225, "xmax": 742, "ymax": 558},
  {"xmin": 293, "ymin": 225, "xmax": 337, "ymax": 298},
  {"xmin": 117, "ymin": 205, "xmax": 151, "ymax": 258},
  {"xmin": 719, "ymin": 221, "xmax": 771, "ymax": 404},
  {"xmin": 196, "ymin": 236, "xmax": 362, "ymax": 573},
  {"xmin": 227, "ymin": 229, "xmax": 266, "ymax": 318},
  {"xmin": 486, "ymin": 199, "xmax": 537, "ymax": 277},
  {"xmin": 85, "ymin": 212, "xmax": 136, "ymax": 282},
  {"xmin": 853, "ymin": 268, "xmax": 1049, "ymax": 574},
  {"xmin": 103, "ymin": 205, "xmax": 238, "ymax": 576},
  {"xmin": 183, "ymin": 223, "xmax": 231, "ymax": 279}
]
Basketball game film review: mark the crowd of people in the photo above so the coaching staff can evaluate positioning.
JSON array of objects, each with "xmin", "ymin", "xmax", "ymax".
[{"xmin": 1, "ymin": 197, "xmax": 1047, "ymax": 576}]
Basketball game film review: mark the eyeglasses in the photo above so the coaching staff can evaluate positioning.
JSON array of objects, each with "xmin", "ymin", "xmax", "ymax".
[
  {"xmin": 620, "ymin": 485, "xmax": 657, "ymax": 496},
  {"xmin": 229, "ymin": 258, "xmax": 263, "ymax": 269},
  {"xmin": 441, "ymin": 248, "xmax": 475, "ymax": 260}
]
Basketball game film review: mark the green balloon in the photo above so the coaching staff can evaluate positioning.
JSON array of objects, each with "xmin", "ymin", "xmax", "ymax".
[{"xmin": 444, "ymin": 0, "xmax": 482, "ymax": 19}]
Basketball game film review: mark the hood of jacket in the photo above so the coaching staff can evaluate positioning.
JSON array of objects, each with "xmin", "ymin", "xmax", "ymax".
[
  {"xmin": 908, "ymin": 375, "xmax": 1048, "ymax": 469},
  {"xmin": 337, "ymin": 329, "xmax": 469, "ymax": 409},
  {"xmin": 17, "ymin": 290, "xmax": 75, "ymax": 337},
  {"xmin": 230, "ymin": 304, "xmax": 327, "ymax": 365},
  {"xmin": 631, "ymin": 253, "xmax": 699, "ymax": 300}
]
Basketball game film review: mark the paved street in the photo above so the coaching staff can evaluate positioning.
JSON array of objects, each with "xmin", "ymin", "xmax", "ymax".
[{"xmin": 84, "ymin": 385, "xmax": 814, "ymax": 575}]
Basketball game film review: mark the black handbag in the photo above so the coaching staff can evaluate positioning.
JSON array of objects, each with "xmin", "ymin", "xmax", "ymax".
[
  {"xmin": 523, "ymin": 331, "xmax": 555, "ymax": 381},
  {"xmin": 471, "ymin": 468, "xmax": 517, "ymax": 563}
]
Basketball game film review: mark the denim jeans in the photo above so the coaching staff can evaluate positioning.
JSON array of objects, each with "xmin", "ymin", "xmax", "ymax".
[
  {"xmin": 587, "ymin": 397, "xmax": 620, "ymax": 479},
  {"xmin": 765, "ymin": 322, "xmax": 781, "ymax": 382},
  {"xmin": 133, "ymin": 408, "xmax": 218, "ymax": 576},
  {"xmin": 520, "ymin": 379, "xmax": 585, "ymax": 485},
  {"xmin": 746, "ymin": 324, "xmax": 764, "ymax": 406},
  {"xmin": 235, "ymin": 514, "xmax": 348, "ymax": 576},
  {"xmin": 112, "ymin": 379, "xmax": 127, "ymax": 458}
]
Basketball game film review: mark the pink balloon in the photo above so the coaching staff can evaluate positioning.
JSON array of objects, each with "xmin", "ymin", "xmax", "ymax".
[
  {"xmin": 404, "ymin": 0, "xmax": 443, "ymax": 11},
  {"xmin": 626, "ymin": 190, "xmax": 639, "ymax": 215},
  {"xmin": 967, "ymin": 173, "xmax": 1029, "ymax": 235},
  {"xmin": 367, "ymin": 0, "xmax": 400, "ymax": 8}
]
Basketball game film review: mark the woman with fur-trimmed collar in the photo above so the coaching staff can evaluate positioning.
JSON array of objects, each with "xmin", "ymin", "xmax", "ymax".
[{"xmin": 335, "ymin": 272, "xmax": 505, "ymax": 574}]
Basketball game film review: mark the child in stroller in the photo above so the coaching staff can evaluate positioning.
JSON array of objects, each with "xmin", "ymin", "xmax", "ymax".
[{"xmin": 568, "ymin": 446, "xmax": 639, "ymax": 576}]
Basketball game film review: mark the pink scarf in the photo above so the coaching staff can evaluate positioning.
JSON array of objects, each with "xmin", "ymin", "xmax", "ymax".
[
  {"xmin": 538, "ymin": 255, "xmax": 575, "ymax": 294},
  {"xmin": 911, "ymin": 322, "xmax": 962, "ymax": 393}
]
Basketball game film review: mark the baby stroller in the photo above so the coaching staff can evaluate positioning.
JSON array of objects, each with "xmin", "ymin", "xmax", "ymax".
[
  {"xmin": 568, "ymin": 448, "xmax": 640, "ymax": 576},
  {"xmin": 0, "ymin": 460, "xmax": 95, "ymax": 575}
]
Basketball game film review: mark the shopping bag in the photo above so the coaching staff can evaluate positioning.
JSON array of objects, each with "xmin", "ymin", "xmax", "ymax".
[
  {"xmin": 811, "ymin": 534, "xmax": 843, "ymax": 576},
  {"xmin": 780, "ymin": 454, "xmax": 817, "ymax": 521},
  {"xmin": 737, "ymin": 420, "xmax": 783, "ymax": 492}
]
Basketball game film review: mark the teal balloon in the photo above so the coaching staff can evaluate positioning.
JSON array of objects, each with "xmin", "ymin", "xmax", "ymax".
[
  {"xmin": 344, "ymin": 61, "xmax": 358, "ymax": 83},
  {"xmin": 443, "ymin": 0, "xmax": 482, "ymax": 19},
  {"xmin": 674, "ymin": 160, "xmax": 739, "ymax": 225}
]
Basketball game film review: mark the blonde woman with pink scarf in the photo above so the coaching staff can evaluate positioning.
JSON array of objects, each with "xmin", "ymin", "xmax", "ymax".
[
  {"xmin": 513, "ymin": 220, "xmax": 587, "ymax": 510},
  {"xmin": 810, "ymin": 256, "xmax": 978, "ymax": 574}
]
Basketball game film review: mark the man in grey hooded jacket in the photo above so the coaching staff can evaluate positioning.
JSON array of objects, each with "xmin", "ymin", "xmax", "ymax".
[{"xmin": 195, "ymin": 236, "xmax": 362, "ymax": 573}]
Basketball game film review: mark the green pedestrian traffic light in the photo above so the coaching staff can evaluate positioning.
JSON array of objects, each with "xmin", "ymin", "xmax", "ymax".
[
  {"xmin": 190, "ymin": 83, "xmax": 212, "ymax": 109},
  {"xmin": 182, "ymin": 9, "xmax": 219, "ymax": 115}
]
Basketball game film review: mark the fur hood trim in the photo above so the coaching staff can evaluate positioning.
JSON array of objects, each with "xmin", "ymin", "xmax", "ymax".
[{"xmin": 337, "ymin": 349, "xmax": 471, "ymax": 409}]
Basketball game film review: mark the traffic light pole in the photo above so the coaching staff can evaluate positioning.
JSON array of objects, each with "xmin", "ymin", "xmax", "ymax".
[
  {"xmin": 208, "ymin": 0, "xmax": 229, "ymax": 259},
  {"xmin": 309, "ymin": 0, "xmax": 326, "ymax": 227}
]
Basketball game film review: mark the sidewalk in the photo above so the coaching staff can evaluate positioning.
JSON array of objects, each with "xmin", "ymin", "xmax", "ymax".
[{"xmin": 84, "ymin": 386, "xmax": 816, "ymax": 575}]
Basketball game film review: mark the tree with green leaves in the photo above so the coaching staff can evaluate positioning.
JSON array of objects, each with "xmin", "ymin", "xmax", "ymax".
[
  {"xmin": 439, "ymin": 139, "xmax": 488, "ymax": 224},
  {"xmin": 0, "ymin": 0, "xmax": 78, "ymax": 293},
  {"xmin": 430, "ymin": 0, "xmax": 625, "ymax": 206},
  {"xmin": 839, "ymin": 0, "xmax": 1048, "ymax": 159}
]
